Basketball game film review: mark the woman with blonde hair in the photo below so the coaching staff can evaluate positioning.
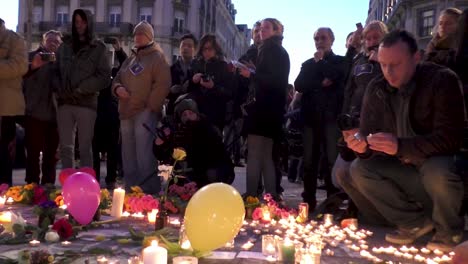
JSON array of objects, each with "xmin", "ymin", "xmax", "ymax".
[
  {"xmin": 240, "ymin": 18, "xmax": 290, "ymax": 200},
  {"xmin": 425, "ymin": 7, "xmax": 462, "ymax": 69}
]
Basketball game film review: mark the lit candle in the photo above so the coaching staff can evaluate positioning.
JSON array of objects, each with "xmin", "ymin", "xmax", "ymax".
[
  {"xmin": 394, "ymin": 251, "xmax": 403, "ymax": 257},
  {"xmin": 262, "ymin": 235, "xmax": 276, "ymax": 256},
  {"xmin": 147, "ymin": 209, "xmax": 158, "ymax": 224},
  {"xmin": 142, "ymin": 240, "xmax": 167, "ymax": 264},
  {"xmin": 263, "ymin": 209, "xmax": 272, "ymax": 223},
  {"xmin": 420, "ymin": 247, "xmax": 431, "ymax": 254},
  {"xmin": 440, "ymin": 255, "xmax": 451, "ymax": 262},
  {"xmin": 169, "ymin": 217, "xmax": 181, "ymax": 227},
  {"xmin": 280, "ymin": 238, "xmax": 295, "ymax": 263},
  {"xmin": 409, "ymin": 246, "xmax": 418, "ymax": 254},
  {"xmin": 180, "ymin": 239, "xmax": 191, "ymax": 250},
  {"xmin": 97, "ymin": 256, "xmax": 108, "ymax": 264},
  {"xmin": 323, "ymin": 214, "xmax": 333, "ymax": 226},
  {"xmin": 241, "ymin": 241, "xmax": 254, "ymax": 250},
  {"xmin": 433, "ymin": 249, "xmax": 444, "ymax": 256},
  {"xmin": 172, "ymin": 256, "xmax": 198, "ymax": 264},
  {"xmin": 414, "ymin": 254, "xmax": 425, "ymax": 262},
  {"xmin": 0, "ymin": 196, "xmax": 5, "ymax": 207},
  {"xmin": 111, "ymin": 188, "xmax": 125, "ymax": 218},
  {"xmin": 400, "ymin": 245, "xmax": 409, "ymax": 253},
  {"xmin": 122, "ymin": 211, "xmax": 131, "ymax": 217},
  {"xmin": 253, "ymin": 229, "xmax": 261, "ymax": 235},
  {"xmin": 403, "ymin": 253, "xmax": 413, "ymax": 259},
  {"xmin": 61, "ymin": 241, "xmax": 71, "ymax": 246},
  {"xmin": 0, "ymin": 211, "xmax": 12, "ymax": 223},
  {"xmin": 29, "ymin": 240, "xmax": 41, "ymax": 247},
  {"xmin": 133, "ymin": 212, "xmax": 145, "ymax": 219},
  {"xmin": 6, "ymin": 197, "xmax": 13, "ymax": 204}
]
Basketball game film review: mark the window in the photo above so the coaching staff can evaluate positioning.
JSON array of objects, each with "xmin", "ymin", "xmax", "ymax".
[
  {"xmin": 56, "ymin": 6, "xmax": 69, "ymax": 26},
  {"xmin": 173, "ymin": 18, "xmax": 184, "ymax": 33},
  {"xmin": 109, "ymin": 6, "xmax": 121, "ymax": 27},
  {"xmin": 139, "ymin": 7, "xmax": 152, "ymax": 23},
  {"xmin": 32, "ymin": 6, "xmax": 43, "ymax": 23},
  {"xmin": 419, "ymin": 9, "xmax": 435, "ymax": 37}
]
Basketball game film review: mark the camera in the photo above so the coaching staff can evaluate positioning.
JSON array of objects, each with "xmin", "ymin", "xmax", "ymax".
[
  {"xmin": 39, "ymin": 52, "xmax": 56, "ymax": 62},
  {"xmin": 201, "ymin": 74, "xmax": 213, "ymax": 82},
  {"xmin": 337, "ymin": 113, "xmax": 360, "ymax": 131},
  {"xmin": 104, "ymin": 37, "xmax": 118, "ymax": 44}
]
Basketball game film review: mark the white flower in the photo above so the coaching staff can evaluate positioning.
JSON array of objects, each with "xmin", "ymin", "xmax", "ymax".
[{"xmin": 45, "ymin": 230, "xmax": 60, "ymax": 242}]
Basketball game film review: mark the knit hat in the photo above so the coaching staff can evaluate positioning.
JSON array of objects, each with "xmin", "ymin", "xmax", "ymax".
[
  {"xmin": 175, "ymin": 98, "xmax": 199, "ymax": 119},
  {"xmin": 133, "ymin": 21, "xmax": 154, "ymax": 42}
]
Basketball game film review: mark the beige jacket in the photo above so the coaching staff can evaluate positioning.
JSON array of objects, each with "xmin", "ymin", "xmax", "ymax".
[
  {"xmin": 0, "ymin": 23, "xmax": 28, "ymax": 116},
  {"xmin": 113, "ymin": 42, "xmax": 171, "ymax": 120}
]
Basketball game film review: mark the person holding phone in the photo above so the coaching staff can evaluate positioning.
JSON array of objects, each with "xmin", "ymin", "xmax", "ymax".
[{"xmin": 22, "ymin": 30, "xmax": 62, "ymax": 184}]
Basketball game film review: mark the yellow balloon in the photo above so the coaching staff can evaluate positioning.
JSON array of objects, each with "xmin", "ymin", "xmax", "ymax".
[{"xmin": 184, "ymin": 183, "xmax": 245, "ymax": 252}]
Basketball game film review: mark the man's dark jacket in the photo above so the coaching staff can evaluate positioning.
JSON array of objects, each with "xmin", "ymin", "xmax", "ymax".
[{"xmin": 359, "ymin": 62, "xmax": 464, "ymax": 166}]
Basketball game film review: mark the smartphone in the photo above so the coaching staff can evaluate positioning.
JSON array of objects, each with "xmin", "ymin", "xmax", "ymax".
[
  {"xmin": 40, "ymin": 52, "xmax": 56, "ymax": 62},
  {"xmin": 356, "ymin": 22, "xmax": 363, "ymax": 30}
]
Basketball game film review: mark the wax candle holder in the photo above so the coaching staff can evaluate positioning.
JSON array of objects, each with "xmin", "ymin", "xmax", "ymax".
[
  {"xmin": 97, "ymin": 255, "xmax": 109, "ymax": 264},
  {"xmin": 275, "ymin": 237, "xmax": 295, "ymax": 264},
  {"xmin": 297, "ymin": 203, "xmax": 309, "ymax": 223},
  {"xmin": 323, "ymin": 214, "xmax": 333, "ymax": 226},
  {"xmin": 262, "ymin": 235, "xmax": 276, "ymax": 257}
]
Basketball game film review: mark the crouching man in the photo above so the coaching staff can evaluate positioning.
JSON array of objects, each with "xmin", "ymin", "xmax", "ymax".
[{"xmin": 344, "ymin": 30, "xmax": 465, "ymax": 252}]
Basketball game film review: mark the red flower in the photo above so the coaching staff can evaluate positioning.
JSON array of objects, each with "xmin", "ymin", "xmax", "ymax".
[
  {"xmin": 32, "ymin": 186, "xmax": 47, "ymax": 205},
  {"xmin": 252, "ymin": 207, "xmax": 263, "ymax": 221},
  {"xmin": 52, "ymin": 218, "xmax": 73, "ymax": 240}
]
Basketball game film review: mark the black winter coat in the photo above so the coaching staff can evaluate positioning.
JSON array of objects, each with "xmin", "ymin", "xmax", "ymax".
[
  {"xmin": 187, "ymin": 57, "xmax": 232, "ymax": 130},
  {"xmin": 295, "ymin": 52, "xmax": 347, "ymax": 126},
  {"xmin": 244, "ymin": 36, "xmax": 290, "ymax": 140}
]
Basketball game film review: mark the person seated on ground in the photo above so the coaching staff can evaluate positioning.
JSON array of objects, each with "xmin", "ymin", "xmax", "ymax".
[
  {"xmin": 344, "ymin": 30, "xmax": 465, "ymax": 252},
  {"xmin": 153, "ymin": 99, "xmax": 234, "ymax": 188}
]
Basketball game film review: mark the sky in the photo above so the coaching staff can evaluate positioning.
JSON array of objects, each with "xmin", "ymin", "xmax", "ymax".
[{"xmin": 0, "ymin": 0, "xmax": 370, "ymax": 82}]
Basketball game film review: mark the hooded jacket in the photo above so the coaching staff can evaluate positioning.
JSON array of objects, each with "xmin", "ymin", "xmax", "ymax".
[
  {"xmin": 54, "ymin": 9, "xmax": 111, "ymax": 110},
  {"xmin": 0, "ymin": 22, "xmax": 28, "ymax": 116}
]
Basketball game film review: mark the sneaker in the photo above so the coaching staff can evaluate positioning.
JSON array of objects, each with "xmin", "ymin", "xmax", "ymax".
[
  {"xmin": 426, "ymin": 233, "xmax": 463, "ymax": 252},
  {"xmin": 385, "ymin": 220, "xmax": 434, "ymax": 245}
]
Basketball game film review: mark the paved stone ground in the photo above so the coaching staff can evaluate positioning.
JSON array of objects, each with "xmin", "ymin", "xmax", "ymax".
[{"xmin": 12, "ymin": 163, "xmax": 468, "ymax": 250}]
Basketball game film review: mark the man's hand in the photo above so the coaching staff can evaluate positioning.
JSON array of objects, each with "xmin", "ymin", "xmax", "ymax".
[
  {"xmin": 366, "ymin": 132, "xmax": 398, "ymax": 155},
  {"xmin": 200, "ymin": 78, "xmax": 214, "ymax": 89},
  {"xmin": 343, "ymin": 129, "xmax": 368, "ymax": 154},
  {"xmin": 322, "ymin": 78, "xmax": 333, "ymax": 87},
  {"xmin": 314, "ymin": 50, "xmax": 324, "ymax": 62},
  {"xmin": 116, "ymin": 86, "xmax": 130, "ymax": 99},
  {"xmin": 192, "ymin": 73, "xmax": 203, "ymax": 84},
  {"xmin": 155, "ymin": 137, "xmax": 164, "ymax": 145},
  {"xmin": 31, "ymin": 54, "xmax": 47, "ymax": 70},
  {"xmin": 350, "ymin": 27, "xmax": 363, "ymax": 49}
]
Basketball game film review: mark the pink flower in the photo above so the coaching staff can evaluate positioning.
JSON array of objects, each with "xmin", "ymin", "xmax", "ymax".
[
  {"xmin": 0, "ymin": 184, "xmax": 9, "ymax": 196},
  {"xmin": 252, "ymin": 207, "xmax": 263, "ymax": 221},
  {"xmin": 164, "ymin": 200, "xmax": 178, "ymax": 213},
  {"xmin": 280, "ymin": 210, "xmax": 290, "ymax": 220},
  {"xmin": 180, "ymin": 193, "xmax": 191, "ymax": 201},
  {"xmin": 263, "ymin": 193, "xmax": 273, "ymax": 202}
]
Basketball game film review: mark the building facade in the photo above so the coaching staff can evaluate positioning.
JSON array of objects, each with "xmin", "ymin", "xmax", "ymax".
[
  {"xmin": 18, "ymin": 0, "xmax": 251, "ymax": 63},
  {"xmin": 366, "ymin": 0, "xmax": 468, "ymax": 49}
]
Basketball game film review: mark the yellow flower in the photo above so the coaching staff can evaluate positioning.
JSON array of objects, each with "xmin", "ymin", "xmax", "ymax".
[
  {"xmin": 131, "ymin": 186, "xmax": 143, "ymax": 194},
  {"xmin": 47, "ymin": 256, "xmax": 54, "ymax": 263},
  {"xmin": 172, "ymin": 148, "xmax": 187, "ymax": 161},
  {"xmin": 246, "ymin": 196, "xmax": 259, "ymax": 205},
  {"xmin": 13, "ymin": 194, "xmax": 24, "ymax": 202},
  {"xmin": 95, "ymin": 235, "xmax": 106, "ymax": 241},
  {"xmin": 100, "ymin": 189, "xmax": 110, "ymax": 200},
  {"xmin": 24, "ymin": 183, "xmax": 36, "ymax": 191}
]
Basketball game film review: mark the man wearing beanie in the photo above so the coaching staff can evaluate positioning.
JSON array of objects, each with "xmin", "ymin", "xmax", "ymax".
[
  {"xmin": 154, "ymin": 98, "xmax": 235, "ymax": 187},
  {"xmin": 113, "ymin": 20, "xmax": 171, "ymax": 194}
]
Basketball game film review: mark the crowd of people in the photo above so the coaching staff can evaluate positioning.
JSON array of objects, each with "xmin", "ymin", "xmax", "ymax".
[{"xmin": 0, "ymin": 6, "xmax": 468, "ymax": 251}]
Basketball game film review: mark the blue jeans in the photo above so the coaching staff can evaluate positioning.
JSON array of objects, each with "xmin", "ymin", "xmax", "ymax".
[
  {"xmin": 121, "ymin": 109, "xmax": 160, "ymax": 194},
  {"xmin": 351, "ymin": 156, "xmax": 464, "ymax": 236}
]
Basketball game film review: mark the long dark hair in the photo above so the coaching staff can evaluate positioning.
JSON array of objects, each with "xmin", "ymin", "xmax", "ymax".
[
  {"xmin": 457, "ymin": 9, "xmax": 468, "ymax": 58},
  {"xmin": 196, "ymin": 34, "xmax": 224, "ymax": 59},
  {"xmin": 72, "ymin": 9, "xmax": 91, "ymax": 53}
]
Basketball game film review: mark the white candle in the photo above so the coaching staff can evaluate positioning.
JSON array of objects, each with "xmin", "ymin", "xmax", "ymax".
[
  {"xmin": 61, "ymin": 241, "xmax": 71, "ymax": 246},
  {"xmin": 97, "ymin": 256, "xmax": 108, "ymax": 264},
  {"xmin": 6, "ymin": 197, "xmax": 13, "ymax": 204},
  {"xmin": 29, "ymin": 240, "xmax": 41, "ymax": 247},
  {"xmin": 143, "ymin": 240, "xmax": 167, "ymax": 264},
  {"xmin": 147, "ymin": 209, "xmax": 158, "ymax": 224},
  {"xmin": 0, "ymin": 211, "xmax": 12, "ymax": 223},
  {"xmin": 0, "ymin": 196, "xmax": 5, "ymax": 207},
  {"xmin": 111, "ymin": 188, "xmax": 125, "ymax": 218},
  {"xmin": 172, "ymin": 256, "xmax": 198, "ymax": 264}
]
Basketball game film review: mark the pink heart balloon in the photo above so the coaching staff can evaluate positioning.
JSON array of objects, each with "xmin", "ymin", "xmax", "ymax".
[
  {"xmin": 59, "ymin": 168, "xmax": 77, "ymax": 185},
  {"xmin": 62, "ymin": 172, "xmax": 101, "ymax": 225},
  {"xmin": 79, "ymin": 167, "xmax": 96, "ymax": 178}
]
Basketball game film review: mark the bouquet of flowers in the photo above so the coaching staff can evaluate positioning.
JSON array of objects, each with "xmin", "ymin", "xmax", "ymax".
[
  {"xmin": 165, "ymin": 182, "xmax": 198, "ymax": 214},
  {"xmin": 33, "ymin": 201, "xmax": 58, "ymax": 229},
  {"xmin": 52, "ymin": 218, "xmax": 74, "ymax": 240},
  {"xmin": 251, "ymin": 194, "xmax": 296, "ymax": 222},
  {"xmin": 99, "ymin": 189, "xmax": 111, "ymax": 210},
  {"xmin": 244, "ymin": 196, "xmax": 261, "ymax": 219},
  {"xmin": 18, "ymin": 249, "xmax": 54, "ymax": 264}
]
